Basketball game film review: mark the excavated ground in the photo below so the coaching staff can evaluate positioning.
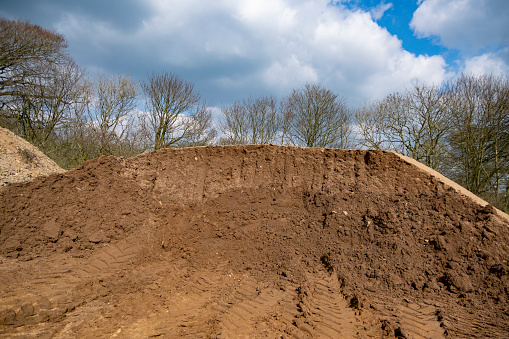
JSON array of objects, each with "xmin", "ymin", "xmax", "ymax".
[{"xmin": 1, "ymin": 144, "xmax": 509, "ymax": 338}]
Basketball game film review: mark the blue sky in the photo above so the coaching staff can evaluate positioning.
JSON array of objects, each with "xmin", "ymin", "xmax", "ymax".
[
  {"xmin": 1, "ymin": 0, "xmax": 508, "ymax": 108},
  {"xmin": 360, "ymin": 1, "xmax": 446, "ymax": 58}
]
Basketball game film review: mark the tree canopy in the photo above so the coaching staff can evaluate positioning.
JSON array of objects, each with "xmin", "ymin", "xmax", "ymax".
[{"xmin": 0, "ymin": 18, "xmax": 68, "ymax": 109}]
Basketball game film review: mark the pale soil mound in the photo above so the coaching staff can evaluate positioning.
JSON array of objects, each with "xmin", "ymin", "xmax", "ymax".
[
  {"xmin": 0, "ymin": 126, "xmax": 65, "ymax": 187},
  {"xmin": 1, "ymin": 145, "xmax": 508, "ymax": 338}
]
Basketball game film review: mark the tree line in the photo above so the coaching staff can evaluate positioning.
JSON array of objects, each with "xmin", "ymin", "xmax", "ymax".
[
  {"xmin": 356, "ymin": 75, "xmax": 509, "ymax": 211},
  {"xmin": 1, "ymin": 18, "xmax": 508, "ymax": 212},
  {"xmin": 0, "ymin": 19, "xmax": 217, "ymax": 168}
]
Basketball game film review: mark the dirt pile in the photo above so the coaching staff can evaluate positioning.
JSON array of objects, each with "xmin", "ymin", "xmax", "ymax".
[
  {"xmin": 0, "ymin": 126, "xmax": 65, "ymax": 188},
  {"xmin": 1, "ymin": 145, "xmax": 508, "ymax": 338}
]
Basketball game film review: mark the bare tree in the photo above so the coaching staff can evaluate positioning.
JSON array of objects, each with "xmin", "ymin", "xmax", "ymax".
[
  {"xmin": 93, "ymin": 74, "xmax": 138, "ymax": 155},
  {"xmin": 0, "ymin": 18, "xmax": 68, "ymax": 110},
  {"xmin": 219, "ymin": 100, "xmax": 248, "ymax": 144},
  {"xmin": 448, "ymin": 73, "xmax": 509, "ymax": 196},
  {"xmin": 51, "ymin": 74, "xmax": 144, "ymax": 167},
  {"xmin": 355, "ymin": 99, "xmax": 388, "ymax": 150},
  {"xmin": 282, "ymin": 83, "xmax": 351, "ymax": 148},
  {"xmin": 220, "ymin": 95, "xmax": 281, "ymax": 145},
  {"xmin": 51, "ymin": 85, "xmax": 94, "ymax": 168},
  {"xmin": 355, "ymin": 83, "xmax": 452, "ymax": 170},
  {"xmin": 10, "ymin": 58, "xmax": 90, "ymax": 148},
  {"xmin": 406, "ymin": 82, "xmax": 452, "ymax": 170},
  {"xmin": 0, "ymin": 17, "xmax": 94, "ymax": 156},
  {"xmin": 175, "ymin": 101, "xmax": 217, "ymax": 147},
  {"xmin": 142, "ymin": 72, "xmax": 212, "ymax": 150}
]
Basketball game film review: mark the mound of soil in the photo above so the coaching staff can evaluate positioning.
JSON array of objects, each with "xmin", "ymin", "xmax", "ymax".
[
  {"xmin": 0, "ymin": 126, "xmax": 65, "ymax": 188},
  {"xmin": 1, "ymin": 145, "xmax": 508, "ymax": 338}
]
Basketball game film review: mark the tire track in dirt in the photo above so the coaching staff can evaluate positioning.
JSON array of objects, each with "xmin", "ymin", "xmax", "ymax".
[
  {"xmin": 443, "ymin": 310, "xmax": 509, "ymax": 338},
  {"xmin": 290, "ymin": 271, "xmax": 362, "ymax": 338},
  {"xmin": 74, "ymin": 238, "xmax": 140, "ymax": 279},
  {"xmin": 119, "ymin": 263, "xmax": 301, "ymax": 338},
  {"xmin": 0, "ymin": 260, "xmax": 78, "ymax": 332},
  {"xmin": 0, "ymin": 237, "xmax": 141, "ymax": 334},
  {"xmin": 117, "ymin": 261, "xmax": 230, "ymax": 338},
  {"xmin": 394, "ymin": 301, "xmax": 445, "ymax": 339},
  {"xmin": 0, "ymin": 283, "xmax": 76, "ymax": 332},
  {"xmin": 165, "ymin": 273, "xmax": 222, "ymax": 338},
  {"xmin": 216, "ymin": 275, "xmax": 296, "ymax": 338}
]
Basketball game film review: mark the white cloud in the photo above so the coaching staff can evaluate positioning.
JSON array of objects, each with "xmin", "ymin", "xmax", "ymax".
[
  {"xmin": 263, "ymin": 55, "xmax": 318, "ymax": 90},
  {"xmin": 363, "ymin": 53, "xmax": 449, "ymax": 100},
  {"xmin": 54, "ymin": 0, "xmax": 449, "ymax": 105},
  {"xmin": 411, "ymin": 0, "xmax": 509, "ymax": 51},
  {"xmin": 370, "ymin": 2, "xmax": 393, "ymax": 21},
  {"xmin": 464, "ymin": 48, "xmax": 509, "ymax": 75},
  {"xmin": 411, "ymin": 0, "xmax": 509, "ymax": 79}
]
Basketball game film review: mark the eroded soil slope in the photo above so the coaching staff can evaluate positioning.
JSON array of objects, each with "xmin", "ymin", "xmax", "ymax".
[{"xmin": 1, "ymin": 145, "xmax": 508, "ymax": 338}]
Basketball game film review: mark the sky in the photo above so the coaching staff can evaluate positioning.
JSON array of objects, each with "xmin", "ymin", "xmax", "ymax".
[{"xmin": 1, "ymin": 0, "xmax": 508, "ymax": 109}]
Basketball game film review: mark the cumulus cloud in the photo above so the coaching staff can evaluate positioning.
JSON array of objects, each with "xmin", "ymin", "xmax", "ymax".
[
  {"xmin": 263, "ymin": 56, "xmax": 318, "ymax": 90},
  {"xmin": 411, "ymin": 0, "xmax": 509, "ymax": 50},
  {"xmin": 370, "ymin": 2, "xmax": 393, "ymax": 21},
  {"xmin": 5, "ymin": 0, "xmax": 450, "ymax": 105},
  {"xmin": 463, "ymin": 48, "xmax": 509, "ymax": 75},
  {"xmin": 138, "ymin": 0, "xmax": 448, "ymax": 103},
  {"xmin": 411, "ymin": 0, "xmax": 509, "ymax": 78}
]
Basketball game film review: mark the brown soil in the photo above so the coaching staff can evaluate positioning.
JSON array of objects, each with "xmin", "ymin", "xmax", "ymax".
[
  {"xmin": 1, "ymin": 144, "xmax": 508, "ymax": 338},
  {"xmin": 0, "ymin": 126, "xmax": 65, "ymax": 188}
]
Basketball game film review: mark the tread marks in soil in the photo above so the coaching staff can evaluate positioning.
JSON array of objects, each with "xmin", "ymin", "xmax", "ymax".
[
  {"xmin": 134, "ymin": 263, "xmax": 228, "ymax": 338},
  {"xmin": 394, "ymin": 302, "xmax": 445, "ymax": 339},
  {"xmin": 1, "ymin": 238, "xmax": 140, "ymax": 332},
  {"xmin": 290, "ymin": 271, "xmax": 362, "ymax": 338},
  {"xmin": 0, "ymin": 266, "xmax": 78, "ymax": 330},
  {"xmin": 216, "ymin": 275, "xmax": 293, "ymax": 338},
  {"xmin": 443, "ymin": 311, "xmax": 509, "ymax": 338},
  {"xmin": 74, "ymin": 238, "xmax": 139, "ymax": 278}
]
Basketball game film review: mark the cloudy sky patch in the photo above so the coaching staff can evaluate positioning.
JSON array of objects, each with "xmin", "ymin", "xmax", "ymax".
[{"xmin": 1, "ymin": 0, "xmax": 507, "ymax": 107}]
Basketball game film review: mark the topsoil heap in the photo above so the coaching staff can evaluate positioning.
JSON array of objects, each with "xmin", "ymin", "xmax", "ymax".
[{"xmin": 1, "ymin": 144, "xmax": 508, "ymax": 338}]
